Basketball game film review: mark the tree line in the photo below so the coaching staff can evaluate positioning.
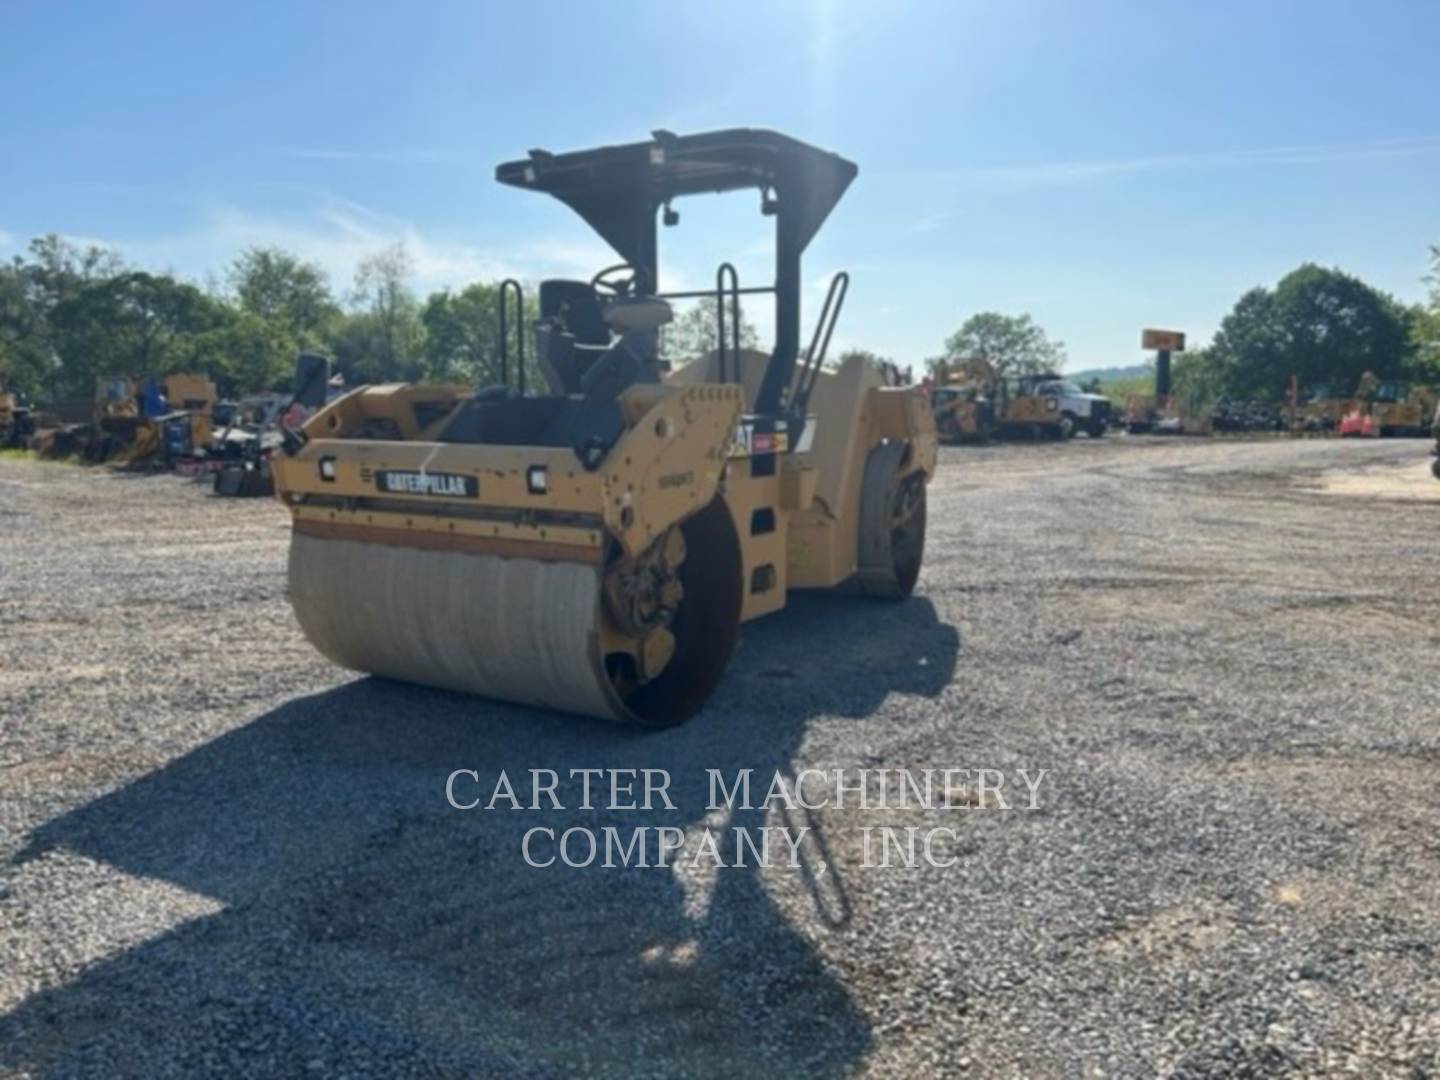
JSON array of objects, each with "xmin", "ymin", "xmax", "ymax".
[
  {"xmin": 933, "ymin": 251, "xmax": 1440, "ymax": 407},
  {"xmin": 1166, "ymin": 258, "xmax": 1440, "ymax": 410},
  {"xmin": 6, "ymin": 230, "xmax": 1436, "ymax": 411},
  {"xmin": 0, "ymin": 235, "xmax": 758, "ymax": 407}
]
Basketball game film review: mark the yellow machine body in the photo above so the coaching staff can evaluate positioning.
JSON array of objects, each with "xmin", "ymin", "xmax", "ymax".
[
  {"xmin": 273, "ymin": 127, "xmax": 935, "ymax": 725},
  {"xmin": 1364, "ymin": 380, "xmax": 1434, "ymax": 437},
  {"xmin": 1292, "ymin": 385, "xmax": 1348, "ymax": 433},
  {"xmin": 163, "ymin": 373, "xmax": 218, "ymax": 448},
  {"xmin": 930, "ymin": 386, "xmax": 991, "ymax": 443},
  {"xmin": 1317, "ymin": 374, "xmax": 1436, "ymax": 438},
  {"xmin": 273, "ymin": 354, "xmax": 934, "ymax": 725}
]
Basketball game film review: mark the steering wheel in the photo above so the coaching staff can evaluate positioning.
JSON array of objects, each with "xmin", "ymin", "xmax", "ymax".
[{"xmin": 590, "ymin": 262, "xmax": 640, "ymax": 298}]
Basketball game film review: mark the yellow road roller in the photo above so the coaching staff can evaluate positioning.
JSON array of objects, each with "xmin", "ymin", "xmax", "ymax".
[{"xmin": 273, "ymin": 129, "xmax": 936, "ymax": 725}]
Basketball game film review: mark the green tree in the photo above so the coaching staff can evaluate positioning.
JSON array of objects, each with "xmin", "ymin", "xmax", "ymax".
[
  {"xmin": 662, "ymin": 295, "xmax": 759, "ymax": 363},
  {"xmin": 0, "ymin": 264, "xmax": 46, "ymax": 401},
  {"xmin": 420, "ymin": 281, "xmax": 538, "ymax": 386},
  {"xmin": 194, "ymin": 310, "xmax": 296, "ymax": 396},
  {"xmin": 344, "ymin": 243, "xmax": 424, "ymax": 382},
  {"xmin": 835, "ymin": 348, "xmax": 893, "ymax": 367},
  {"xmin": 1171, "ymin": 347, "xmax": 1226, "ymax": 413},
  {"xmin": 0, "ymin": 235, "xmax": 124, "ymax": 403},
  {"xmin": 1411, "ymin": 246, "xmax": 1440, "ymax": 383},
  {"xmin": 1208, "ymin": 264, "xmax": 1413, "ymax": 398},
  {"xmin": 228, "ymin": 247, "xmax": 339, "ymax": 346},
  {"xmin": 1104, "ymin": 374, "xmax": 1155, "ymax": 402},
  {"xmin": 835, "ymin": 347, "xmax": 910, "ymax": 380},
  {"xmin": 939, "ymin": 312, "xmax": 1065, "ymax": 376},
  {"xmin": 50, "ymin": 271, "xmax": 228, "ymax": 398}
]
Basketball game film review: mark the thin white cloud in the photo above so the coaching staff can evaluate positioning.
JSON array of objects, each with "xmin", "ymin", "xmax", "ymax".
[
  {"xmin": 913, "ymin": 135, "xmax": 1440, "ymax": 188},
  {"xmin": 117, "ymin": 195, "xmax": 612, "ymax": 297},
  {"xmin": 906, "ymin": 135, "xmax": 1440, "ymax": 234}
]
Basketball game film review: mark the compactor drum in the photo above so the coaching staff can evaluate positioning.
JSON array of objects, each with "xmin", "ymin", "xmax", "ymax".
[{"xmin": 273, "ymin": 130, "xmax": 936, "ymax": 725}]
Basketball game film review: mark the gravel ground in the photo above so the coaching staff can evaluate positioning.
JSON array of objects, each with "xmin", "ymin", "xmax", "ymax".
[{"xmin": 2, "ymin": 437, "xmax": 1438, "ymax": 1078}]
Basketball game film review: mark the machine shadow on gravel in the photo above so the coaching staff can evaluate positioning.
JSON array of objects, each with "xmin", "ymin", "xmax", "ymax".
[{"xmin": 4, "ymin": 596, "xmax": 959, "ymax": 1076}]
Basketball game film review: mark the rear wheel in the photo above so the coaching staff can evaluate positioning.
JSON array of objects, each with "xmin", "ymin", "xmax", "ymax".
[
  {"xmin": 854, "ymin": 441, "xmax": 927, "ymax": 599},
  {"xmin": 1058, "ymin": 413, "xmax": 1077, "ymax": 439}
]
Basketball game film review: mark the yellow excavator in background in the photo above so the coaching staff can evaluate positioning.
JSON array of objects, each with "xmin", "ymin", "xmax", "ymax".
[
  {"xmin": 1363, "ymin": 377, "xmax": 1434, "ymax": 437},
  {"xmin": 85, "ymin": 373, "xmax": 218, "ymax": 463},
  {"xmin": 162, "ymin": 373, "xmax": 218, "ymax": 451},
  {"xmin": 929, "ymin": 357, "xmax": 994, "ymax": 442},
  {"xmin": 272, "ymin": 129, "xmax": 936, "ymax": 726},
  {"xmin": 1335, "ymin": 373, "xmax": 1434, "ymax": 438},
  {"xmin": 1292, "ymin": 383, "xmax": 1347, "ymax": 433}
]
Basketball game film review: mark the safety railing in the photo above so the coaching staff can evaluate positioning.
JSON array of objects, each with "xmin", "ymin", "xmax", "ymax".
[
  {"xmin": 497, "ymin": 278, "xmax": 526, "ymax": 394},
  {"xmin": 714, "ymin": 262, "xmax": 741, "ymax": 385},
  {"xmin": 792, "ymin": 271, "xmax": 849, "ymax": 412}
]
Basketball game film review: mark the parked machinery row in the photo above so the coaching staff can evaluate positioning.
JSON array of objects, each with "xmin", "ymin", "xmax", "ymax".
[
  {"xmin": 929, "ymin": 358, "xmax": 1110, "ymax": 442},
  {"xmin": 33, "ymin": 373, "xmax": 218, "ymax": 464}
]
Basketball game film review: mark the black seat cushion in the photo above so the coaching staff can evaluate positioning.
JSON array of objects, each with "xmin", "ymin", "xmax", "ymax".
[{"xmin": 539, "ymin": 280, "xmax": 610, "ymax": 347}]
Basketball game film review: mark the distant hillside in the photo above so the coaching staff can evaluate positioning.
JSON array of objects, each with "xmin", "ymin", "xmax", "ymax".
[{"xmin": 1070, "ymin": 363, "xmax": 1151, "ymax": 385}]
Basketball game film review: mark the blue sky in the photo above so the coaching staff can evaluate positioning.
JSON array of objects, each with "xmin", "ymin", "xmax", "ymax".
[{"xmin": 3, "ymin": 0, "xmax": 1437, "ymax": 369}]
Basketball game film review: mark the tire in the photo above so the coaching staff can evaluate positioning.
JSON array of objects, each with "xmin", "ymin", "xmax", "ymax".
[
  {"xmin": 853, "ymin": 441, "xmax": 926, "ymax": 599},
  {"xmin": 214, "ymin": 463, "xmax": 244, "ymax": 496},
  {"xmin": 1432, "ymin": 457, "xmax": 1440, "ymax": 482},
  {"xmin": 1058, "ymin": 414, "xmax": 1077, "ymax": 440},
  {"xmin": 1088, "ymin": 421, "xmax": 1106, "ymax": 438}
]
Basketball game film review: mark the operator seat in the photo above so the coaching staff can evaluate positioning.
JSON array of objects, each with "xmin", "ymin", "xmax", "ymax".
[
  {"xmin": 540, "ymin": 280, "xmax": 610, "ymax": 344},
  {"xmin": 536, "ymin": 279, "xmax": 612, "ymax": 396}
]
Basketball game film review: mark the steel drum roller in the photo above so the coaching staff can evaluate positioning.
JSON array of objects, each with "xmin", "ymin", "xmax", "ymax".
[{"xmin": 287, "ymin": 497, "xmax": 743, "ymax": 726}]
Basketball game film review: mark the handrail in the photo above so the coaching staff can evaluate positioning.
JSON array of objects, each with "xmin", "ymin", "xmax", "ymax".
[
  {"xmin": 792, "ymin": 271, "xmax": 849, "ymax": 412},
  {"xmin": 497, "ymin": 278, "xmax": 526, "ymax": 394},
  {"xmin": 715, "ymin": 263, "xmax": 741, "ymax": 385},
  {"xmin": 657, "ymin": 285, "xmax": 774, "ymax": 301}
]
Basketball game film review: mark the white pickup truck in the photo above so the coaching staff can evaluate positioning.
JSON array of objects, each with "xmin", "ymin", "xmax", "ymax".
[{"xmin": 1015, "ymin": 375, "xmax": 1114, "ymax": 438}]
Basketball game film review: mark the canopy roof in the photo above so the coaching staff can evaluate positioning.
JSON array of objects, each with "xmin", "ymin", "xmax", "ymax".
[{"xmin": 495, "ymin": 128, "xmax": 858, "ymax": 272}]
